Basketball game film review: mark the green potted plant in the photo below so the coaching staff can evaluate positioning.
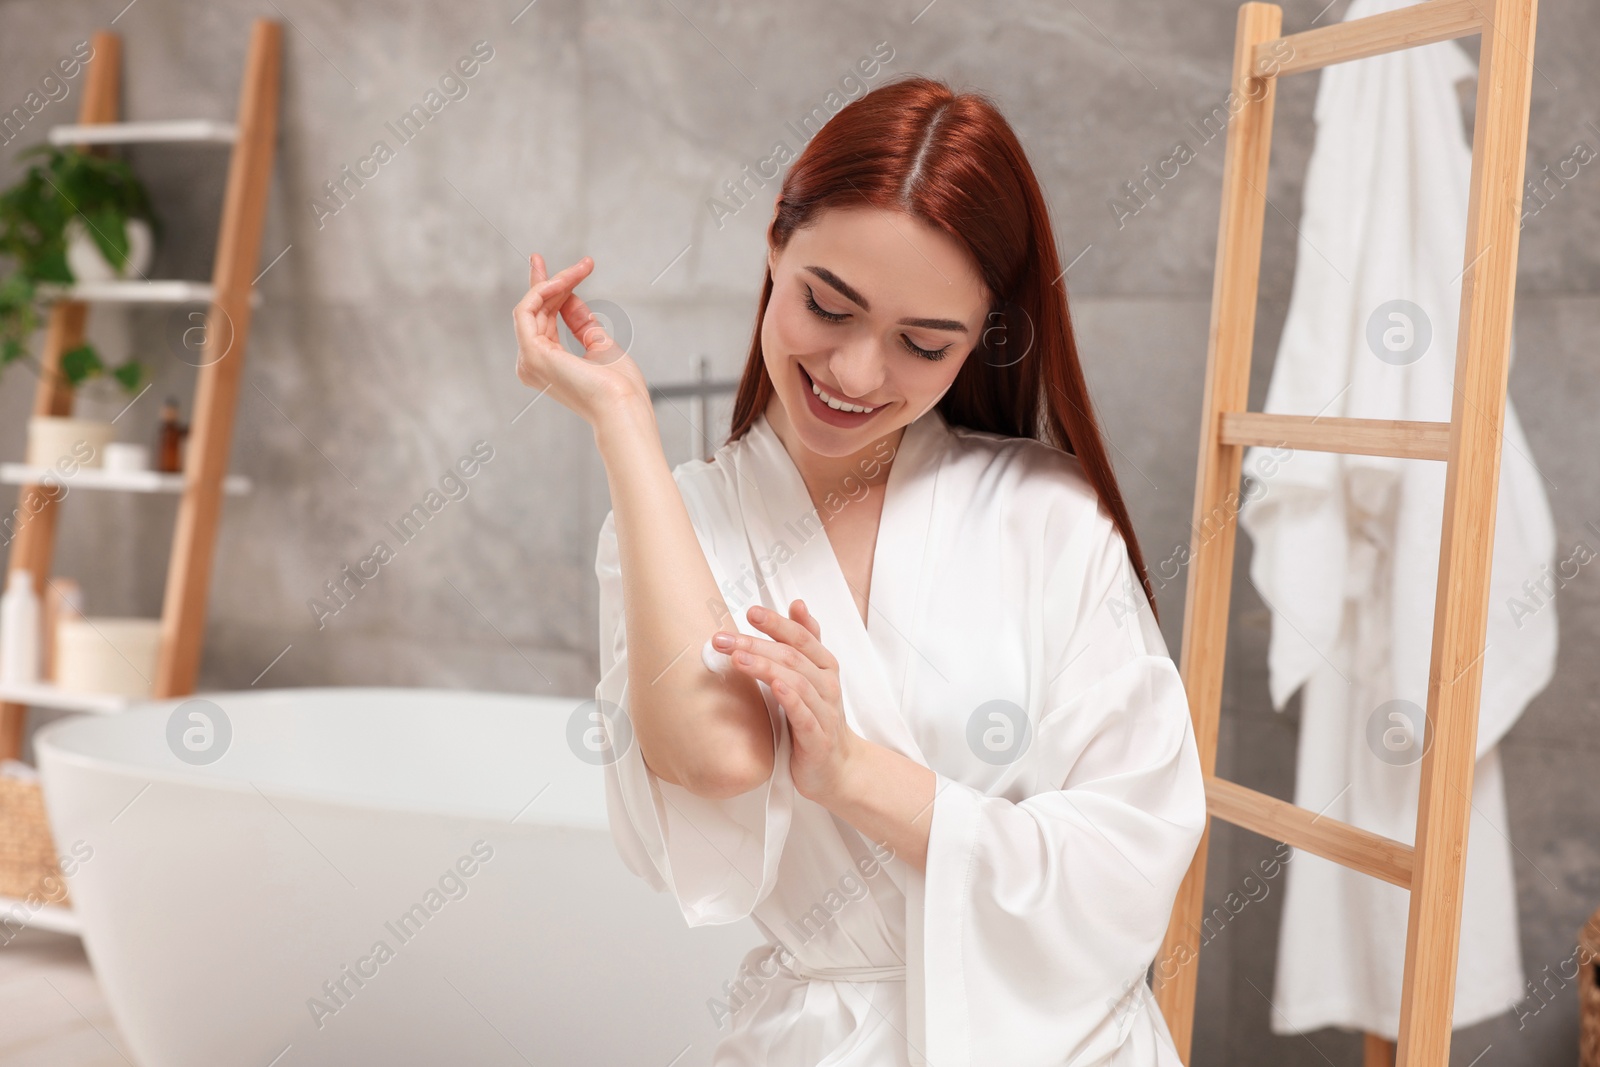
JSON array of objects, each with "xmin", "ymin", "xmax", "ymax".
[{"xmin": 0, "ymin": 143, "xmax": 160, "ymax": 394}]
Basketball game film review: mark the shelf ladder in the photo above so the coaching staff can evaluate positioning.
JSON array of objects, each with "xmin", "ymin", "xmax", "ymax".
[
  {"xmin": 1152, "ymin": 1, "xmax": 1539, "ymax": 1065},
  {"xmin": 1, "ymin": 19, "xmax": 281, "ymax": 756}
]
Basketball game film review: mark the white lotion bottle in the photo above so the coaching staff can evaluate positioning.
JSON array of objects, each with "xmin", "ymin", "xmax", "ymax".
[{"xmin": 0, "ymin": 569, "xmax": 42, "ymax": 686}]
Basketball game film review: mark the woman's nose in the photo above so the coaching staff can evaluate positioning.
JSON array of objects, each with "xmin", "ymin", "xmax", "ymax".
[{"xmin": 825, "ymin": 341, "xmax": 887, "ymax": 401}]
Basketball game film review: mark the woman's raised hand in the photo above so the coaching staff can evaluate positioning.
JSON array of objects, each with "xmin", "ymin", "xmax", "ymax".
[{"xmin": 514, "ymin": 253, "xmax": 650, "ymax": 426}]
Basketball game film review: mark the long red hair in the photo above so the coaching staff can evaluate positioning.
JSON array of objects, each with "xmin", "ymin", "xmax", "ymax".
[{"xmin": 725, "ymin": 74, "xmax": 1161, "ymax": 622}]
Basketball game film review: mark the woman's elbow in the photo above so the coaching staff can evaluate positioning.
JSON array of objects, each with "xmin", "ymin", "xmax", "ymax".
[
  {"xmin": 680, "ymin": 738, "xmax": 774, "ymax": 799},
  {"xmin": 632, "ymin": 686, "xmax": 776, "ymax": 799}
]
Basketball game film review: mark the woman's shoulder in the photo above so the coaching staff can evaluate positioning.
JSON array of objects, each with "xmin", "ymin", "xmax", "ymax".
[
  {"xmin": 661, "ymin": 445, "xmax": 749, "ymax": 541},
  {"xmin": 942, "ymin": 423, "xmax": 1105, "ymax": 531},
  {"xmin": 667, "ymin": 445, "xmax": 741, "ymax": 505},
  {"xmin": 944, "ymin": 422, "xmax": 1091, "ymax": 481},
  {"xmin": 943, "ymin": 430, "xmax": 1161, "ymax": 651}
]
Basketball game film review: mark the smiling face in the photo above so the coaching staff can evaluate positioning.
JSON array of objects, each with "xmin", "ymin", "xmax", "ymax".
[{"xmin": 761, "ymin": 205, "xmax": 992, "ymax": 459}]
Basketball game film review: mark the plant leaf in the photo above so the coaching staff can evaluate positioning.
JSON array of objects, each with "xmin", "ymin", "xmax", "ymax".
[
  {"xmin": 0, "ymin": 146, "xmax": 159, "ymax": 392},
  {"xmin": 111, "ymin": 359, "xmax": 144, "ymax": 392},
  {"xmin": 83, "ymin": 207, "xmax": 130, "ymax": 270},
  {"xmin": 60, "ymin": 343, "xmax": 102, "ymax": 386},
  {"xmin": 33, "ymin": 247, "xmax": 72, "ymax": 284}
]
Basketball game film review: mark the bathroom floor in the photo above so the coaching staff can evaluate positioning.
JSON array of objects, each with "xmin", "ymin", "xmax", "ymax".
[{"xmin": 0, "ymin": 928, "xmax": 133, "ymax": 1066}]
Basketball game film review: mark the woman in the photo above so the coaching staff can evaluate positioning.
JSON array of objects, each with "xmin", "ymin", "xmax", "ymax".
[{"xmin": 514, "ymin": 75, "xmax": 1207, "ymax": 1067}]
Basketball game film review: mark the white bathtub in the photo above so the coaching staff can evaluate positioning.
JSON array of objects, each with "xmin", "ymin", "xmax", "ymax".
[{"xmin": 34, "ymin": 687, "xmax": 756, "ymax": 1067}]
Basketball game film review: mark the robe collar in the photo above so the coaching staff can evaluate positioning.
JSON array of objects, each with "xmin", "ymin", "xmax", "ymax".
[{"xmin": 732, "ymin": 405, "xmax": 954, "ymax": 766}]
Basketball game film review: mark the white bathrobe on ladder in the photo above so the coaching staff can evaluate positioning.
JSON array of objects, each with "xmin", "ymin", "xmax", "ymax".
[
  {"xmin": 1237, "ymin": 0, "xmax": 1557, "ymax": 1037},
  {"xmin": 595, "ymin": 406, "xmax": 1210, "ymax": 1066}
]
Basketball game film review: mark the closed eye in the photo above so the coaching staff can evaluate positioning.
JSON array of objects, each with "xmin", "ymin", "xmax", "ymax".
[
  {"xmin": 902, "ymin": 335, "xmax": 950, "ymax": 361},
  {"xmin": 806, "ymin": 284, "xmax": 951, "ymax": 361},
  {"xmin": 803, "ymin": 285, "xmax": 848, "ymax": 322}
]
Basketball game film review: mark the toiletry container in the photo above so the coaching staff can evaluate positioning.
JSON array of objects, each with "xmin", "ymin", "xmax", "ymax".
[
  {"xmin": 103, "ymin": 442, "xmax": 151, "ymax": 473},
  {"xmin": 41, "ymin": 578, "xmax": 84, "ymax": 681},
  {"xmin": 55, "ymin": 617, "xmax": 161, "ymax": 699},
  {"xmin": 154, "ymin": 397, "xmax": 188, "ymax": 473},
  {"xmin": 0, "ymin": 570, "xmax": 42, "ymax": 686}
]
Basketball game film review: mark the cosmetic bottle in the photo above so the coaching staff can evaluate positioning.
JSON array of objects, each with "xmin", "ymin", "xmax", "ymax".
[
  {"xmin": 155, "ymin": 396, "xmax": 189, "ymax": 473},
  {"xmin": 0, "ymin": 570, "xmax": 42, "ymax": 686}
]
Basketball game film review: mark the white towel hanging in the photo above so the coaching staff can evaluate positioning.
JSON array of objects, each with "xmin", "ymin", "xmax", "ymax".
[{"xmin": 1236, "ymin": 0, "xmax": 1557, "ymax": 1036}]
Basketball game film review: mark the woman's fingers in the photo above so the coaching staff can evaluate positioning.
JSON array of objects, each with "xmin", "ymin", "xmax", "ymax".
[
  {"xmin": 749, "ymin": 602, "xmax": 836, "ymax": 674},
  {"xmin": 557, "ymin": 290, "xmax": 618, "ymax": 359},
  {"xmin": 773, "ymin": 678, "xmax": 822, "ymax": 742},
  {"xmin": 533, "ymin": 256, "xmax": 594, "ymax": 305},
  {"xmin": 517, "ymin": 255, "xmax": 600, "ymax": 361},
  {"xmin": 517, "ymin": 256, "xmax": 592, "ymax": 323},
  {"xmin": 727, "ymin": 638, "xmax": 827, "ymax": 718},
  {"xmin": 717, "ymin": 607, "xmax": 838, "ymax": 704},
  {"xmin": 724, "ymin": 633, "xmax": 809, "ymax": 682},
  {"xmin": 790, "ymin": 599, "xmax": 822, "ymax": 641},
  {"xmin": 530, "ymin": 253, "xmax": 588, "ymax": 288},
  {"xmin": 525, "ymin": 255, "xmax": 551, "ymax": 342}
]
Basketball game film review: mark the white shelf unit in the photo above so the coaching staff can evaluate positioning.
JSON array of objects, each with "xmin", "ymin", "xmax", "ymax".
[
  {"xmin": 1, "ymin": 19, "xmax": 286, "ymax": 949},
  {"xmin": 49, "ymin": 119, "xmax": 237, "ymax": 145},
  {"xmin": 33, "ymin": 280, "xmax": 263, "ymax": 307},
  {"xmin": 0, "ymin": 457, "xmax": 248, "ymax": 715},
  {"xmin": 0, "ymin": 683, "xmax": 127, "ymax": 715},
  {"xmin": 0, "ymin": 463, "xmax": 251, "ymax": 496},
  {"xmin": 0, "ymin": 683, "xmax": 135, "ymax": 946}
]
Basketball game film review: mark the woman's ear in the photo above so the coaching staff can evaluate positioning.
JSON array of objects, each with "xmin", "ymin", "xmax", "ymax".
[{"xmin": 766, "ymin": 198, "xmax": 783, "ymax": 275}]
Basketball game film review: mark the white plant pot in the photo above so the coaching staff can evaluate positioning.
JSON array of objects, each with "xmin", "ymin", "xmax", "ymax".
[
  {"xmin": 26, "ymin": 414, "xmax": 116, "ymax": 469},
  {"xmin": 65, "ymin": 216, "xmax": 153, "ymax": 282}
]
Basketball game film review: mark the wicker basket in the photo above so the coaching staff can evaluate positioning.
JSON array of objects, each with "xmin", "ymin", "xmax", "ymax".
[
  {"xmin": 1581, "ymin": 905, "xmax": 1600, "ymax": 1067},
  {"xmin": 0, "ymin": 774, "xmax": 71, "ymax": 907}
]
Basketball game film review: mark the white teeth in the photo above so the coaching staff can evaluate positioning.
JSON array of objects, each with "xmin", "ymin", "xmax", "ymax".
[{"xmin": 811, "ymin": 378, "xmax": 875, "ymax": 413}]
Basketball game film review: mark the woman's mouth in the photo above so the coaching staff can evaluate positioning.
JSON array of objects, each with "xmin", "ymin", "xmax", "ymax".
[{"xmin": 799, "ymin": 364, "xmax": 886, "ymax": 428}]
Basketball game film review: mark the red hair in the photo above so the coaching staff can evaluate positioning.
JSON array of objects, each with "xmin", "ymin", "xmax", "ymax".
[{"xmin": 725, "ymin": 74, "xmax": 1161, "ymax": 622}]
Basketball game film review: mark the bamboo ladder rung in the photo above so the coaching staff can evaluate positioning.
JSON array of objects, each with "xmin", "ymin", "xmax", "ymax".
[
  {"xmin": 1254, "ymin": 0, "xmax": 1486, "ymax": 77},
  {"xmin": 1204, "ymin": 775, "xmax": 1415, "ymax": 889},
  {"xmin": 1218, "ymin": 412, "xmax": 1453, "ymax": 461}
]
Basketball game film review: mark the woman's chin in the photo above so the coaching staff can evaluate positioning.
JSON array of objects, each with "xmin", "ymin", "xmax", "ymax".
[{"xmin": 791, "ymin": 408, "xmax": 901, "ymax": 459}]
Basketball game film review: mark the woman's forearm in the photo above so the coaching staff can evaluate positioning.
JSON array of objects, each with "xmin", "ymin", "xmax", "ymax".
[{"xmin": 594, "ymin": 397, "xmax": 774, "ymax": 798}]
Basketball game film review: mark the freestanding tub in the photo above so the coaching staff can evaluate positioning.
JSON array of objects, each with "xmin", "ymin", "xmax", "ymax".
[{"xmin": 35, "ymin": 687, "xmax": 756, "ymax": 1067}]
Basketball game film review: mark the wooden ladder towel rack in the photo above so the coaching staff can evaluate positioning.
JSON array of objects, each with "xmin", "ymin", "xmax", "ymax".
[
  {"xmin": 1152, "ymin": 1, "xmax": 1539, "ymax": 1065},
  {"xmin": 0, "ymin": 19, "xmax": 281, "ymax": 758}
]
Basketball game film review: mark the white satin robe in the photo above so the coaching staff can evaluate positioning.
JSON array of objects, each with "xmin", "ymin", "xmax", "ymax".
[{"xmin": 594, "ymin": 406, "xmax": 1208, "ymax": 1066}]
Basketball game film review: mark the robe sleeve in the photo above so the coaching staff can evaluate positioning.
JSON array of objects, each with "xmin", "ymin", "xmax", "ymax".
[
  {"xmin": 593, "ymin": 504, "xmax": 796, "ymax": 928},
  {"xmin": 918, "ymin": 497, "xmax": 1209, "ymax": 1066}
]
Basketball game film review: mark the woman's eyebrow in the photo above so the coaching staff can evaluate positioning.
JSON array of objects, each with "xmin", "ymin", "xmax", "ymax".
[{"xmin": 804, "ymin": 265, "xmax": 970, "ymax": 334}]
